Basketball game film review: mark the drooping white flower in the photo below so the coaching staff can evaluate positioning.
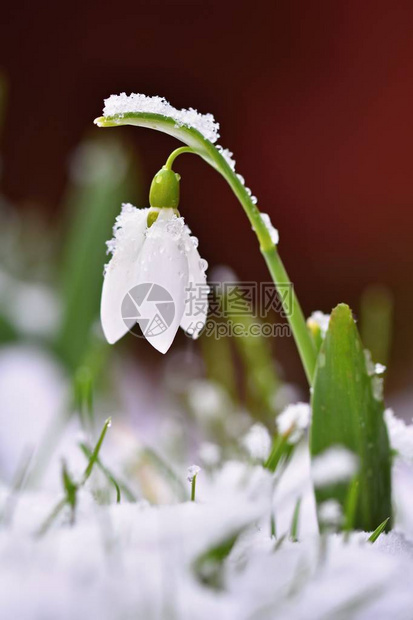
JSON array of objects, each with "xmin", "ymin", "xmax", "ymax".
[{"xmin": 101, "ymin": 204, "xmax": 208, "ymax": 354}]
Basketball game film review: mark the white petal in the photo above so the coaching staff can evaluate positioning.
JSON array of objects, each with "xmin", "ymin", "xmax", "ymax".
[
  {"xmin": 100, "ymin": 206, "xmax": 149, "ymax": 344},
  {"xmin": 180, "ymin": 233, "xmax": 208, "ymax": 339},
  {"xmin": 134, "ymin": 211, "xmax": 189, "ymax": 353}
]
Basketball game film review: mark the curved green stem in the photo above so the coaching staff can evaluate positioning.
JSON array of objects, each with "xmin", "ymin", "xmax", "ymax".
[
  {"xmin": 95, "ymin": 111, "xmax": 317, "ymax": 384},
  {"xmin": 165, "ymin": 146, "xmax": 194, "ymax": 170},
  {"xmin": 160, "ymin": 146, "xmax": 316, "ymax": 384},
  {"xmin": 262, "ymin": 249, "xmax": 316, "ymax": 384}
]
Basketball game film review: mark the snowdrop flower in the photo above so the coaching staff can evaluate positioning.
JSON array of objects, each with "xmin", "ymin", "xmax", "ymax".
[{"xmin": 101, "ymin": 166, "xmax": 208, "ymax": 353}]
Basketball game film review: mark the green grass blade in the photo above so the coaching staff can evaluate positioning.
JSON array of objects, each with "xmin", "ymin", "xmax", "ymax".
[
  {"xmin": 290, "ymin": 498, "xmax": 301, "ymax": 542},
  {"xmin": 79, "ymin": 442, "xmax": 131, "ymax": 503},
  {"xmin": 310, "ymin": 303, "xmax": 392, "ymax": 532},
  {"xmin": 82, "ymin": 418, "xmax": 112, "ymax": 483},
  {"xmin": 193, "ymin": 530, "xmax": 244, "ymax": 589},
  {"xmin": 264, "ymin": 434, "xmax": 293, "ymax": 473},
  {"xmin": 368, "ymin": 517, "xmax": 390, "ymax": 543}
]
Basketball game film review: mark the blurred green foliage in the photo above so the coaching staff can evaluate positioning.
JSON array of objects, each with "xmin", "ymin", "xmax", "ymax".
[{"xmin": 55, "ymin": 134, "xmax": 142, "ymax": 372}]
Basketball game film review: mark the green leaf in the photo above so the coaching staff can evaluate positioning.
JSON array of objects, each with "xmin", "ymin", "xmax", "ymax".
[
  {"xmin": 368, "ymin": 517, "xmax": 390, "ymax": 543},
  {"xmin": 193, "ymin": 530, "xmax": 244, "ymax": 589},
  {"xmin": 82, "ymin": 418, "xmax": 112, "ymax": 483},
  {"xmin": 310, "ymin": 303, "xmax": 392, "ymax": 532},
  {"xmin": 79, "ymin": 443, "xmax": 132, "ymax": 503},
  {"xmin": 264, "ymin": 434, "xmax": 293, "ymax": 473},
  {"xmin": 62, "ymin": 461, "xmax": 78, "ymax": 512}
]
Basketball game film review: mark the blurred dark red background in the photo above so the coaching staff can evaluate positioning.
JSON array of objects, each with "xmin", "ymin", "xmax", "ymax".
[{"xmin": 1, "ymin": 0, "xmax": 413, "ymax": 388}]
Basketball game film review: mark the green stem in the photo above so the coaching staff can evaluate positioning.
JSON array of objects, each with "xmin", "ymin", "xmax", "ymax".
[
  {"xmin": 166, "ymin": 148, "xmax": 316, "ymax": 384},
  {"xmin": 262, "ymin": 249, "xmax": 316, "ymax": 384},
  {"xmin": 165, "ymin": 147, "xmax": 194, "ymax": 170},
  {"xmin": 191, "ymin": 475, "xmax": 197, "ymax": 502}
]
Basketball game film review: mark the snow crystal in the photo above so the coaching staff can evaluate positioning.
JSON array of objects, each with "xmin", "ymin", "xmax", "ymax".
[
  {"xmin": 105, "ymin": 203, "xmax": 149, "ymax": 260},
  {"xmin": 364, "ymin": 349, "xmax": 376, "ymax": 376},
  {"xmin": 242, "ymin": 423, "xmax": 271, "ymax": 462},
  {"xmin": 363, "ymin": 350, "xmax": 384, "ymax": 400},
  {"xmin": 308, "ymin": 311, "xmax": 330, "ymax": 337},
  {"xmin": 102, "ymin": 93, "xmax": 220, "ymax": 144},
  {"xmin": 385, "ymin": 408, "xmax": 413, "ymax": 461},
  {"xmin": 187, "ymin": 465, "xmax": 201, "ymax": 483},
  {"xmin": 276, "ymin": 402, "xmax": 311, "ymax": 444},
  {"xmin": 372, "ymin": 375, "xmax": 384, "ymax": 401},
  {"xmin": 260, "ymin": 213, "xmax": 279, "ymax": 245},
  {"xmin": 216, "ymin": 145, "xmax": 236, "ymax": 171},
  {"xmin": 312, "ymin": 446, "xmax": 359, "ymax": 487}
]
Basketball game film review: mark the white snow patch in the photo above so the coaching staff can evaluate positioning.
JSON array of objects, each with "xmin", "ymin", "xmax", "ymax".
[
  {"xmin": 102, "ymin": 93, "xmax": 220, "ymax": 144},
  {"xmin": 187, "ymin": 465, "xmax": 201, "ymax": 483},
  {"xmin": 198, "ymin": 443, "xmax": 221, "ymax": 467},
  {"xmin": 385, "ymin": 408, "xmax": 413, "ymax": 461},
  {"xmin": 375, "ymin": 363, "xmax": 386, "ymax": 375},
  {"xmin": 216, "ymin": 145, "xmax": 236, "ymax": 171},
  {"xmin": 259, "ymin": 213, "xmax": 279, "ymax": 245},
  {"xmin": 105, "ymin": 203, "xmax": 149, "ymax": 260},
  {"xmin": 318, "ymin": 500, "xmax": 343, "ymax": 527},
  {"xmin": 312, "ymin": 446, "xmax": 359, "ymax": 488},
  {"xmin": 242, "ymin": 423, "xmax": 271, "ymax": 462},
  {"xmin": 276, "ymin": 402, "xmax": 311, "ymax": 444}
]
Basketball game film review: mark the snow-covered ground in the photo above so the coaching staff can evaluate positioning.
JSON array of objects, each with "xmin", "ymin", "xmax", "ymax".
[{"xmin": 1, "ymin": 344, "xmax": 413, "ymax": 619}]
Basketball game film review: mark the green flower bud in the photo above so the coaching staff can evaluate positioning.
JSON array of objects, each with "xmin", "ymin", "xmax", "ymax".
[{"xmin": 149, "ymin": 166, "xmax": 181, "ymax": 209}]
